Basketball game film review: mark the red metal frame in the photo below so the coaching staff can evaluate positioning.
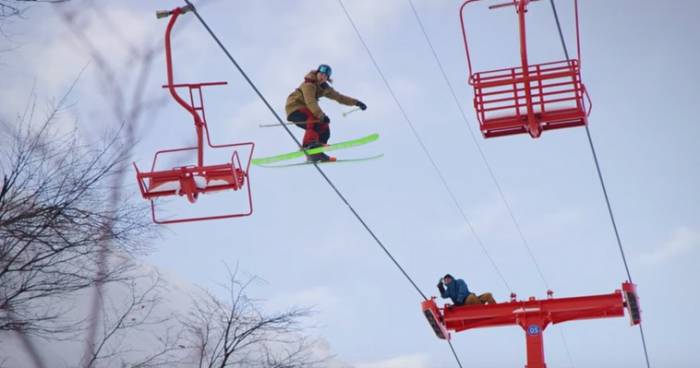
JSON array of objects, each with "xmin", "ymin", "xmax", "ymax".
[
  {"xmin": 422, "ymin": 282, "xmax": 642, "ymax": 368},
  {"xmin": 133, "ymin": 5, "xmax": 255, "ymax": 224},
  {"xmin": 460, "ymin": 0, "xmax": 591, "ymax": 138}
]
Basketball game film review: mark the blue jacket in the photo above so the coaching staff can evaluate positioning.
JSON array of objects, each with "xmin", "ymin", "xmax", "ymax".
[{"xmin": 441, "ymin": 279, "xmax": 470, "ymax": 305}]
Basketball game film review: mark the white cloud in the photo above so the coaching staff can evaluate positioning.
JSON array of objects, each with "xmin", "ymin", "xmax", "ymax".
[
  {"xmin": 1, "ymin": 2, "xmax": 166, "ymax": 141},
  {"xmin": 354, "ymin": 353, "xmax": 431, "ymax": 368},
  {"xmin": 12, "ymin": 4, "xmax": 157, "ymax": 97},
  {"xmin": 637, "ymin": 226, "xmax": 700, "ymax": 266}
]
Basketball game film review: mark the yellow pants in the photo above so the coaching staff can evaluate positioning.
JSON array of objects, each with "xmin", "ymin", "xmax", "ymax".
[{"xmin": 464, "ymin": 292, "xmax": 496, "ymax": 305}]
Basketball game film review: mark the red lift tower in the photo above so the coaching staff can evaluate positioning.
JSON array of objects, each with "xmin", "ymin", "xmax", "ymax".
[
  {"xmin": 459, "ymin": 0, "xmax": 591, "ymax": 138},
  {"xmin": 422, "ymin": 282, "xmax": 641, "ymax": 368}
]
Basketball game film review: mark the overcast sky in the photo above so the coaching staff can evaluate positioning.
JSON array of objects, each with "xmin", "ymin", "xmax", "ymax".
[{"xmin": 2, "ymin": 0, "xmax": 699, "ymax": 367}]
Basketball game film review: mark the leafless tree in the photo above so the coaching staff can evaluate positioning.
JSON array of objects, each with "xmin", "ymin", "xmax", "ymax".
[
  {"xmin": 2, "ymin": 2, "xmax": 331, "ymax": 367},
  {"xmin": 0, "ymin": 83, "xmax": 154, "ymax": 339},
  {"xmin": 181, "ymin": 267, "xmax": 329, "ymax": 368},
  {"xmin": 53, "ymin": 3, "xmax": 174, "ymax": 364},
  {"xmin": 82, "ymin": 271, "xmax": 188, "ymax": 368},
  {"xmin": 2, "ymin": 1, "xmax": 202, "ymax": 365},
  {"xmin": 0, "ymin": 0, "xmax": 67, "ymax": 20}
]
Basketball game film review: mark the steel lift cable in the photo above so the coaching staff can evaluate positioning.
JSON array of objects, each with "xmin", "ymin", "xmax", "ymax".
[
  {"xmin": 181, "ymin": 0, "xmax": 428, "ymax": 301},
  {"xmin": 405, "ymin": 0, "xmax": 550, "ymax": 290},
  {"xmin": 447, "ymin": 340, "xmax": 464, "ymax": 368},
  {"xmin": 336, "ymin": 2, "xmax": 523, "ymax": 366},
  {"xmin": 403, "ymin": 2, "xmax": 578, "ymax": 367},
  {"xmin": 336, "ymin": 0, "xmax": 512, "ymax": 296},
  {"xmin": 547, "ymin": 1, "xmax": 651, "ymax": 366}
]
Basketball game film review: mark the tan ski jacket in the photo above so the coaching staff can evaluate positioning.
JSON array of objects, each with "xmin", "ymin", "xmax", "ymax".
[{"xmin": 285, "ymin": 70, "xmax": 358, "ymax": 120}]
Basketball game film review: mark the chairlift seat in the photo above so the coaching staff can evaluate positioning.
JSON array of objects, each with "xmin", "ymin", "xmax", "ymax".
[
  {"xmin": 136, "ymin": 163, "xmax": 245, "ymax": 202},
  {"xmin": 472, "ymin": 60, "xmax": 590, "ymax": 138},
  {"xmin": 460, "ymin": 0, "xmax": 591, "ymax": 139},
  {"xmin": 133, "ymin": 143, "xmax": 253, "ymax": 224}
]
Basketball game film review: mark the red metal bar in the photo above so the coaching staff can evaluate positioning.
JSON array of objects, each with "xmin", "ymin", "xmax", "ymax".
[
  {"xmin": 521, "ymin": 315, "xmax": 546, "ymax": 368},
  {"xmin": 575, "ymin": 0, "xmax": 582, "ymax": 68},
  {"xmin": 489, "ymin": 0, "xmax": 518, "ymax": 10},
  {"xmin": 161, "ymin": 81, "xmax": 250, "ymax": 151},
  {"xmin": 163, "ymin": 7, "xmax": 205, "ymax": 168},
  {"xmin": 459, "ymin": 0, "xmax": 481, "ymax": 78},
  {"xmin": 515, "ymin": 0, "xmax": 540, "ymax": 137},
  {"xmin": 489, "ymin": 0, "xmax": 543, "ymax": 10},
  {"xmin": 162, "ymin": 81, "xmax": 228, "ymax": 88}
]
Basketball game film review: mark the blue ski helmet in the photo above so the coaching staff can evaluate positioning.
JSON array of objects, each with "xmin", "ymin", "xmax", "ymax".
[{"xmin": 317, "ymin": 64, "xmax": 332, "ymax": 78}]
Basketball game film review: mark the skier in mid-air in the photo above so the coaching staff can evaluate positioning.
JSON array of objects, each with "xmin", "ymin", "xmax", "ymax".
[{"xmin": 285, "ymin": 64, "xmax": 367, "ymax": 162}]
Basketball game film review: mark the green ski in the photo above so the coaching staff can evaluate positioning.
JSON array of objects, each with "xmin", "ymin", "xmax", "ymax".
[
  {"xmin": 251, "ymin": 133, "xmax": 379, "ymax": 165},
  {"xmin": 257, "ymin": 154, "xmax": 384, "ymax": 168}
]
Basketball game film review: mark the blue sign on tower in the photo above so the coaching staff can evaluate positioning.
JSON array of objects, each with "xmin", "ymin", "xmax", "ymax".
[{"xmin": 527, "ymin": 325, "xmax": 541, "ymax": 336}]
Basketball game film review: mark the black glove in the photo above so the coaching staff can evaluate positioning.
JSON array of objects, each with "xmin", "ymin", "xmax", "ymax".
[
  {"xmin": 355, "ymin": 100, "xmax": 367, "ymax": 111},
  {"xmin": 321, "ymin": 115, "xmax": 330, "ymax": 124},
  {"xmin": 437, "ymin": 281, "xmax": 445, "ymax": 294}
]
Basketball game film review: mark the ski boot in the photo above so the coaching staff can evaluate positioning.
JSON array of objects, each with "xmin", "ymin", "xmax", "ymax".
[{"xmin": 303, "ymin": 142, "xmax": 336, "ymax": 163}]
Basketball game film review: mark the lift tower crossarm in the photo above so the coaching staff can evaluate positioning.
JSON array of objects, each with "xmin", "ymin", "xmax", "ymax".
[{"xmin": 422, "ymin": 282, "xmax": 641, "ymax": 368}]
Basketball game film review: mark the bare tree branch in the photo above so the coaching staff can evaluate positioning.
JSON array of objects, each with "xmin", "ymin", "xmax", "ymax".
[
  {"xmin": 82, "ymin": 271, "xmax": 187, "ymax": 368},
  {"xmin": 181, "ymin": 266, "xmax": 328, "ymax": 368},
  {"xmin": 1, "ymin": 2, "xmax": 332, "ymax": 367},
  {"xmin": 0, "ymin": 0, "xmax": 67, "ymax": 22},
  {"xmin": 47, "ymin": 4, "xmax": 170, "ymax": 365},
  {"xmin": 0, "ymin": 79, "xmax": 155, "ymax": 339}
]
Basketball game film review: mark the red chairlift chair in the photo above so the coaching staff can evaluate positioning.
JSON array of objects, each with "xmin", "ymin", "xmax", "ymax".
[
  {"xmin": 460, "ymin": 0, "xmax": 592, "ymax": 138},
  {"xmin": 133, "ymin": 5, "xmax": 254, "ymax": 224}
]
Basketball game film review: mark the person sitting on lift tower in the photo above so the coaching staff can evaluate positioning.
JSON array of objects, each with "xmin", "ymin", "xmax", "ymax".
[
  {"xmin": 285, "ymin": 64, "xmax": 367, "ymax": 162},
  {"xmin": 437, "ymin": 274, "xmax": 496, "ymax": 306}
]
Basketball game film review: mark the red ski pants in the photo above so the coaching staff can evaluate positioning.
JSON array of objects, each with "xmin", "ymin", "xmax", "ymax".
[{"xmin": 287, "ymin": 107, "xmax": 330, "ymax": 147}]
